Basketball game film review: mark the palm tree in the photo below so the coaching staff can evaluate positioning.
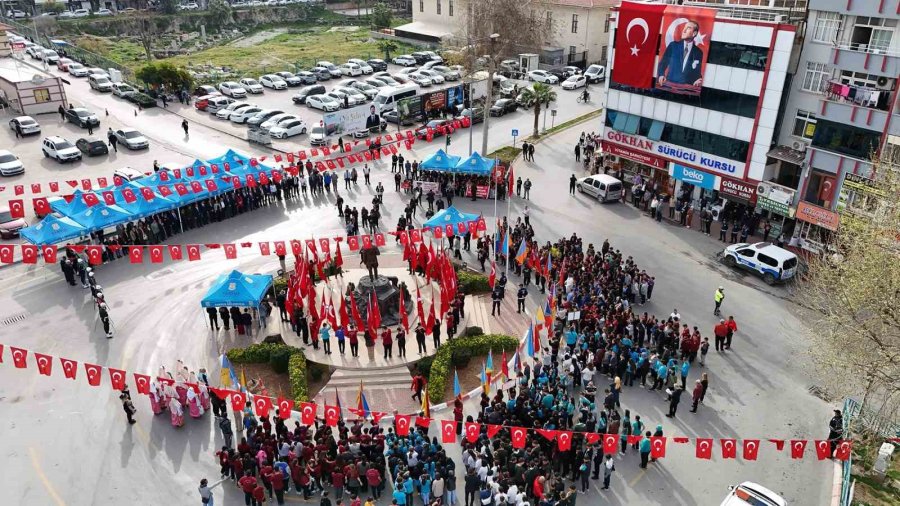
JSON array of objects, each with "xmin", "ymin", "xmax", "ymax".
[
  {"xmin": 378, "ymin": 40, "xmax": 398, "ymax": 60},
  {"xmin": 519, "ymin": 82, "xmax": 557, "ymax": 138}
]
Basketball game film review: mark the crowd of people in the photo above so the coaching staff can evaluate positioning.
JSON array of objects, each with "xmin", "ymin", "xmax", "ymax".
[{"xmin": 146, "ymin": 361, "xmax": 216, "ymax": 428}]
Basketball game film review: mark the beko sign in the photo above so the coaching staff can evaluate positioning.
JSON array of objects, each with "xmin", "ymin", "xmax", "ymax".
[{"xmin": 604, "ymin": 130, "xmax": 745, "ymax": 177}]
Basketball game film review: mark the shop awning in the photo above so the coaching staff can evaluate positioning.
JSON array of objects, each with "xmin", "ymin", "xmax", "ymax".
[
  {"xmin": 392, "ymin": 21, "xmax": 455, "ymax": 43},
  {"xmin": 767, "ymin": 146, "xmax": 807, "ymax": 166}
]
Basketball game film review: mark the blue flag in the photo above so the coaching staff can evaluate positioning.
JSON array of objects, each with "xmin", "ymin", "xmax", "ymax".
[
  {"xmin": 453, "ymin": 369, "xmax": 461, "ymax": 398},
  {"xmin": 502, "ymin": 233, "xmax": 509, "ymax": 256},
  {"xmin": 525, "ymin": 321, "xmax": 535, "ymax": 358}
]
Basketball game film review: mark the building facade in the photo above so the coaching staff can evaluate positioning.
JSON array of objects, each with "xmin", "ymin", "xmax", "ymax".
[
  {"xmin": 776, "ymin": 0, "xmax": 900, "ymax": 251},
  {"xmin": 395, "ymin": 0, "xmax": 616, "ymax": 67},
  {"xmin": 600, "ymin": 1, "xmax": 802, "ymax": 240}
]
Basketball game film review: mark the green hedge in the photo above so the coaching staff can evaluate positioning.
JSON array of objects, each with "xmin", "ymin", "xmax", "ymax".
[
  {"xmin": 227, "ymin": 343, "xmax": 310, "ymax": 403},
  {"xmin": 457, "ymin": 270, "xmax": 492, "ymax": 294},
  {"xmin": 429, "ymin": 334, "xmax": 519, "ymax": 403}
]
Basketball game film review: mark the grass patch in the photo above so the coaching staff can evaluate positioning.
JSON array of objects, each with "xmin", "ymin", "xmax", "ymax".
[
  {"xmin": 849, "ymin": 433, "xmax": 900, "ymax": 506},
  {"xmin": 528, "ymin": 108, "xmax": 603, "ymax": 141},
  {"xmin": 486, "ymin": 146, "xmax": 522, "ymax": 166},
  {"xmin": 428, "ymin": 333, "xmax": 519, "ymax": 403}
]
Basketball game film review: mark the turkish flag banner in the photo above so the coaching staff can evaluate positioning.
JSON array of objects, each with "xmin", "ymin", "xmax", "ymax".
[
  {"xmin": 557, "ymin": 431, "xmax": 573, "ymax": 451},
  {"xmin": 650, "ymin": 437, "xmax": 667, "ymax": 458},
  {"xmin": 254, "ymin": 396, "xmax": 273, "ymax": 418},
  {"xmin": 395, "ymin": 414, "xmax": 411, "ymax": 436},
  {"xmin": 814, "ymin": 440, "xmax": 831, "ymax": 460},
  {"xmin": 103, "ymin": 191, "xmax": 117, "ymax": 205},
  {"xmin": 60, "ymin": 358, "xmax": 78, "ymax": 379},
  {"xmin": 790, "ymin": 440, "xmax": 807, "ymax": 459},
  {"xmin": 511, "ymin": 427, "xmax": 527, "ymax": 448},
  {"xmin": 415, "ymin": 416, "xmax": 431, "ymax": 428},
  {"xmin": 84, "ymin": 363, "xmax": 103, "ymax": 386},
  {"xmin": 140, "ymin": 187, "xmax": 155, "ymax": 201},
  {"xmin": 34, "ymin": 353, "xmax": 53, "ymax": 376},
  {"xmin": 190, "ymin": 181, "xmax": 204, "ymax": 194},
  {"xmin": 486, "ymin": 424, "xmax": 502, "ymax": 439},
  {"xmin": 299, "ymin": 402, "xmax": 317, "ymax": 425},
  {"xmin": 612, "ymin": 1, "xmax": 666, "ymax": 89},
  {"xmin": 259, "ymin": 242, "xmax": 271, "ymax": 256},
  {"xmin": 159, "ymin": 170, "xmax": 170, "ymax": 181},
  {"xmin": 174, "ymin": 183, "xmax": 188, "ymax": 196},
  {"xmin": 835, "ymin": 440, "xmax": 852, "ymax": 461},
  {"xmin": 81, "ymin": 178, "xmax": 93, "ymax": 191},
  {"xmin": 129, "ymin": 246, "xmax": 144, "ymax": 264},
  {"xmin": 603, "ymin": 434, "xmax": 618, "ymax": 454},
  {"xmin": 42, "ymin": 245, "xmax": 58, "ymax": 264},
  {"xmin": 410, "ymin": 229, "xmax": 422, "ymax": 242},
  {"xmin": 696, "ymin": 438, "xmax": 713, "ymax": 459},
  {"xmin": 186, "ymin": 166, "xmax": 195, "ymax": 178},
  {"xmin": 324, "ymin": 405, "xmax": 340, "ymax": 426},
  {"xmin": 87, "ymin": 245, "xmax": 104, "ymax": 265},
  {"xmin": 134, "ymin": 373, "xmax": 151, "ymax": 394},
  {"xmin": 231, "ymin": 176, "xmax": 242, "ymax": 188},
  {"xmin": 10, "ymin": 347, "xmax": 28, "ymax": 368},
  {"xmin": 30, "ymin": 183, "xmax": 41, "ymax": 194},
  {"xmin": 374, "ymin": 233, "xmax": 386, "ymax": 247},
  {"xmin": 276, "ymin": 398, "xmax": 294, "ymax": 419},
  {"xmin": 205, "ymin": 179, "xmax": 219, "ymax": 192},
  {"xmin": 187, "ymin": 245, "xmax": 202, "ymax": 261},
  {"xmin": 50, "ymin": 181, "xmax": 60, "ymax": 192},
  {"xmin": 149, "ymin": 246, "xmax": 164, "ymax": 263},
  {"xmin": 291, "ymin": 240, "xmax": 303, "ymax": 257},
  {"xmin": 83, "ymin": 193, "xmax": 100, "ymax": 207},
  {"xmin": 441, "ymin": 420, "xmax": 456, "ymax": 443},
  {"xmin": 465, "ymin": 422, "xmax": 480, "ymax": 442},
  {"xmin": 536, "ymin": 429, "xmax": 558, "ymax": 441},
  {"xmin": 66, "ymin": 180, "xmax": 78, "ymax": 188},
  {"xmin": 8, "ymin": 199, "xmax": 24, "ymax": 218},
  {"xmin": 122, "ymin": 188, "xmax": 137, "ymax": 204},
  {"xmin": 199, "ymin": 165, "xmax": 208, "ymax": 176},
  {"xmin": 211, "ymin": 164, "xmax": 220, "ymax": 173},
  {"xmin": 223, "ymin": 244, "xmax": 237, "ymax": 259},
  {"xmin": 361, "ymin": 235, "xmax": 372, "ymax": 249},
  {"xmin": 721, "ymin": 438, "xmax": 737, "ymax": 459},
  {"xmin": 18, "ymin": 244, "xmax": 38, "ymax": 264},
  {"xmin": 230, "ymin": 391, "xmax": 247, "ymax": 412},
  {"xmin": 109, "ymin": 368, "xmax": 127, "ymax": 390},
  {"xmin": 168, "ymin": 245, "xmax": 183, "ymax": 260},
  {"xmin": 273, "ymin": 241, "xmax": 286, "ymax": 256},
  {"xmin": 97, "ymin": 177, "xmax": 108, "ymax": 187},
  {"xmin": 347, "ymin": 236, "xmax": 359, "ymax": 251}
]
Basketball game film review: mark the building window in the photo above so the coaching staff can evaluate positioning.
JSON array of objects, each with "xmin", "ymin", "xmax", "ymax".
[
  {"xmin": 811, "ymin": 119, "xmax": 881, "ymax": 160},
  {"xmin": 33, "ymin": 88, "xmax": 50, "ymax": 103},
  {"xmin": 792, "ymin": 110, "xmax": 817, "ymax": 139},
  {"xmin": 609, "ymin": 82, "xmax": 759, "ymax": 118},
  {"xmin": 436, "ymin": 0, "xmax": 441, "ymax": 15},
  {"xmin": 572, "ymin": 14, "xmax": 578, "ymax": 33},
  {"xmin": 546, "ymin": 11, "xmax": 552, "ymax": 29},
  {"xmin": 851, "ymin": 16, "xmax": 897, "ymax": 52},
  {"xmin": 604, "ymin": 14, "xmax": 610, "ymax": 33},
  {"xmin": 419, "ymin": 0, "xmax": 423, "ymax": 12},
  {"xmin": 802, "ymin": 62, "xmax": 830, "ymax": 93},
  {"xmin": 812, "ymin": 12, "xmax": 842, "ymax": 43},
  {"xmin": 601, "ymin": 45, "xmax": 608, "ymax": 62},
  {"xmin": 449, "ymin": 0, "xmax": 453, "ymax": 16},
  {"xmin": 706, "ymin": 41, "xmax": 768, "ymax": 70}
]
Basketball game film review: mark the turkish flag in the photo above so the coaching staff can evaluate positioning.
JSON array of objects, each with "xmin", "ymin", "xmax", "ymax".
[
  {"xmin": 557, "ymin": 431, "xmax": 573, "ymax": 451},
  {"xmin": 185, "ymin": 166, "xmax": 195, "ymax": 178},
  {"xmin": 254, "ymin": 396, "xmax": 273, "ymax": 418},
  {"xmin": 174, "ymin": 183, "xmax": 188, "ymax": 196},
  {"xmin": 441, "ymin": 420, "xmax": 456, "ymax": 443},
  {"xmin": 81, "ymin": 178, "xmax": 92, "ymax": 191},
  {"xmin": 168, "ymin": 244, "xmax": 183, "ymax": 260},
  {"xmin": 41, "ymin": 245, "xmax": 57, "ymax": 264},
  {"xmin": 324, "ymin": 405, "xmax": 340, "ymax": 426},
  {"xmin": 246, "ymin": 174, "xmax": 257, "ymax": 187},
  {"xmin": 86, "ymin": 245, "xmax": 104, "ymax": 265},
  {"xmin": 486, "ymin": 424, "xmax": 502, "ymax": 439},
  {"xmin": 190, "ymin": 181, "xmax": 204, "ymax": 194},
  {"xmin": 223, "ymin": 244, "xmax": 237, "ymax": 259},
  {"xmin": 603, "ymin": 434, "xmax": 618, "ymax": 454},
  {"xmin": 139, "ymin": 187, "xmax": 155, "ymax": 201},
  {"xmin": 84, "ymin": 363, "xmax": 103, "ymax": 386},
  {"xmin": 10, "ymin": 347, "xmax": 28, "ymax": 368},
  {"xmin": 293, "ymin": 240, "xmax": 305, "ymax": 257},
  {"xmin": 66, "ymin": 180, "xmax": 78, "ymax": 188},
  {"xmin": 259, "ymin": 242, "xmax": 271, "ymax": 256},
  {"xmin": 160, "ymin": 170, "xmax": 171, "ymax": 182},
  {"xmin": 109, "ymin": 368, "xmax": 127, "ymax": 390},
  {"xmin": 361, "ymin": 235, "xmax": 372, "ymax": 249},
  {"xmin": 230, "ymin": 391, "xmax": 247, "ymax": 412},
  {"xmin": 318, "ymin": 238, "xmax": 331, "ymax": 257},
  {"xmin": 122, "ymin": 188, "xmax": 137, "ymax": 204},
  {"xmin": 374, "ymin": 233, "xmax": 386, "ymax": 247},
  {"xmin": 415, "ymin": 416, "xmax": 431, "ymax": 428},
  {"xmin": 231, "ymin": 176, "xmax": 242, "ymax": 188},
  {"xmin": 695, "ymin": 438, "xmax": 713, "ymax": 459},
  {"xmin": 814, "ymin": 440, "xmax": 831, "ymax": 460},
  {"xmin": 299, "ymin": 402, "xmax": 317, "ymax": 425},
  {"xmin": 464, "ymin": 422, "xmax": 480, "ymax": 442},
  {"xmin": 134, "ymin": 373, "xmax": 151, "ymax": 394},
  {"xmin": 584, "ymin": 433, "xmax": 600, "ymax": 445},
  {"xmin": 205, "ymin": 179, "xmax": 218, "ymax": 192},
  {"xmin": 60, "ymin": 358, "xmax": 78, "ymax": 379},
  {"xmin": 8, "ymin": 199, "xmax": 24, "ymax": 218},
  {"xmin": 650, "ymin": 437, "xmax": 667, "ymax": 458},
  {"xmin": 790, "ymin": 440, "xmax": 807, "ymax": 459},
  {"xmin": 33, "ymin": 197, "xmax": 50, "ymax": 215},
  {"xmin": 34, "ymin": 353, "xmax": 53, "ymax": 376},
  {"xmin": 129, "ymin": 246, "xmax": 144, "ymax": 264},
  {"xmin": 536, "ymin": 429, "xmax": 558, "ymax": 441},
  {"xmin": 276, "ymin": 398, "xmax": 294, "ymax": 419},
  {"xmin": 721, "ymin": 439, "xmax": 737, "ymax": 459},
  {"xmin": 149, "ymin": 245, "xmax": 164, "ymax": 263},
  {"xmin": 21, "ymin": 245, "xmax": 37, "ymax": 264},
  {"xmin": 83, "ymin": 193, "xmax": 100, "ymax": 207},
  {"xmin": 198, "ymin": 165, "xmax": 208, "ymax": 176},
  {"xmin": 273, "ymin": 241, "xmax": 286, "ymax": 256},
  {"xmin": 835, "ymin": 440, "xmax": 852, "ymax": 461},
  {"xmin": 511, "ymin": 427, "xmax": 527, "ymax": 448},
  {"xmin": 103, "ymin": 191, "xmax": 117, "ymax": 204},
  {"xmin": 97, "ymin": 177, "xmax": 108, "ymax": 188},
  {"xmin": 347, "ymin": 236, "xmax": 359, "ymax": 251},
  {"xmin": 612, "ymin": 1, "xmax": 665, "ymax": 89},
  {"xmin": 50, "ymin": 181, "xmax": 60, "ymax": 192},
  {"xmin": 187, "ymin": 245, "xmax": 202, "ymax": 261},
  {"xmin": 395, "ymin": 414, "xmax": 411, "ymax": 435}
]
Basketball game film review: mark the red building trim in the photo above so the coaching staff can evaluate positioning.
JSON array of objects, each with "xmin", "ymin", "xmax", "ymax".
[
  {"xmin": 742, "ymin": 26, "xmax": 780, "ymax": 181},
  {"xmin": 866, "ymin": 108, "xmax": 873, "ymax": 126},
  {"xmin": 850, "ymin": 106, "xmax": 857, "ymax": 122}
]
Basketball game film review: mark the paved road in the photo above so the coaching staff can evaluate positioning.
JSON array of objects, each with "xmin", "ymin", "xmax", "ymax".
[{"xmin": 0, "ymin": 78, "xmax": 833, "ymax": 505}]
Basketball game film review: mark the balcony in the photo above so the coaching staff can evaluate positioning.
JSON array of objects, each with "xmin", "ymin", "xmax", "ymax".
[
  {"xmin": 807, "ymin": 147, "xmax": 873, "ymax": 176},
  {"xmin": 820, "ymin": 80, "xmax": 892, "ymax": 132},
  {"xmin": 808, "ymin": 0, "xmax": 898, "ymax": 18},
  {"xmin": 831, "ymin": 43, "xmax": 900, "ymax": 77}
]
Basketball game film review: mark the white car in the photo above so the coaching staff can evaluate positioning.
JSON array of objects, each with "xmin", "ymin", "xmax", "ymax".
[
  {"xmin": 71, "ymin": 9, "xmax": 90, "ymax": 17},
  {"xmin": 315, "ymin": 61, "xmax": 342, "ymax": 78},
  {"xmin": 112, "ymin": 82, "xmax": 136, "ymax": 97},
  {"xmin": 218, "ymin": 81, "xmax": 247, "ymax": 98},
  {"xmin": 42, "ymin": 136, "xmax": 81, "ymax": 163},
  {"xmin": 720, "ymin": 482, "xmax": 785, "ymax": 506},
  {"xmin": 347, "ymin": 59, "xmax": 373, "ymax": 74},
  {"xmin": 527, "ymin": 70, "xmax": 559, "ymax": 84},
  {"xmin": 416, "ymin": 69, "xmax": 445, "ymax": 84},
  {"xmin": 40, "ymin": 49, "xmax": 60, "ymax": 64},
  {"xmin": 179, "ymin": 2, "xmax": 200, "ymax": 9},
  {"xmin": 26, "ymin": 45, "xmax": 45, "ymax": 58},
  {"xmin": 335, "ymin": 86, "xmax": 368, "ymax": 103},
  {"xmin": 67, "ymin": 63, "xmax": 89, "ymax": 77},
  {"xmin": 247, "ymin": 109, "xmax": 285, "ymax": 126},
  {"xmin": 7, "ymin": 9, "xmax": 28, "ymax": 18},
  {"xmin": 561, "ymin": 75, "xmax": 587, "ymax": 90},
  {"xmin": 114, "ymin": 128, "xmax": 149, "ymax": 150},
  {"xmin": 274, "ymin": 71, "xmax": 303, "ymax": 87},
  {"xmin": 407, "ymin": 72, "xmax": 433, "ymax": 87},
  {"xmin": 86, "ymin": 68, "xmax": 109, "ymax": 78},
  {"xmin": 392, "ymin": 55, "xmax": 417, "ymax": 67},
  {"xmin": 268, "ymin": 119, "xmax": 308, "ymax": 139},
  {"xmin": 431, "ymin": 65, "xmax": 461, "ymax": 81},
  {"xmin": 9, "ymin": 116, "xmax": 41, "ymax": 135},
  {"xmin": 309, "ymin": 125, "xmax": 328, "ymax": 145},
  {"xmin": 230, "ymin": 106, "xmax": 263, "ymax": 124},
  {"xmin": 348, "ymin": 81, "xmax": 378, "ymax": 99},
  {"xmin": 260, "ymin": 75, "xmax": 288, "ymax": 90},
  {"xmin": 260, "ymin": 113, "xmax": 298, "ymax": 131},
  {"xmin": 326, "ymin": 90, "xmax": 364, "ymax": 107},
  {"xmin": 0, "ymin": 150, "xmax": 25, "ymax": 177},
  {"xmin": 364, "ymin": 77, "xmax": 389, "ymax": 89},
  {"xmin": 339, "ymin": 63, "xmax": 363, "ymax": 76},
  {"xmin": 216, "ymin": 102, "xmax": 255, "ymax": 120},
  {"xmin": 89, "ymin": 74, "xmax": 114, "ymax": 92},
  {"xmin": 306, "ymin": 95, "xmax": 340, "ymax": 112},
  {"xmin": 239, "ymin": 78, "xmax": 264, "ymax": 94},
  {"xmin": 94, "ymin": 8, "xmax": 114, "ymax": 16}
]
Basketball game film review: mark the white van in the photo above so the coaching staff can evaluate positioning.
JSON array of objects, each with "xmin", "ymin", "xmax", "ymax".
[
  {"xmin": 575, "ymin": 174, "xmax": 622, "ymax": 203},
  {"xmin": 722, "ymin": 242, "xmax": 798, "ymax": 284},
  {"xmin": 206, "ymin": 95, "xmax": 236, "ymax": 113},
  {"xmin": 373, "ymin": 84, "xmax": 418, "ymax": 113}
]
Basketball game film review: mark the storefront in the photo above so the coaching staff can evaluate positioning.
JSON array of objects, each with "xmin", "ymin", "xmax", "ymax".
[
  {"xmin": 670, "ymin": 163, "xmax": 717, "ymax": 206},
  {"xmin": 600, "ymin": 140, "xmax": 672, "ymax": 196},
  {"xmin": 716, "ymin": 175, "xmax": 763, "ymax": 230},
  {"xmin": 793, "ymin": 201, "xmax": 840, "ymax": 254}
]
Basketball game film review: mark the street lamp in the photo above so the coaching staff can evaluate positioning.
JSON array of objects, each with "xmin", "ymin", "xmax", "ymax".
[{"xmin": 479, "ymin": 33, "xmax": 499, "ymax": 155}]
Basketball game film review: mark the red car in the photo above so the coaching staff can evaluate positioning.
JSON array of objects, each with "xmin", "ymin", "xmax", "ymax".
[
  {"xmin": 414, "ymin": 119, "xmax": 453, "ymax": 140},
  {"xmin": 194, "ymin": 94, "xmax": 219, "ymax": 111}
]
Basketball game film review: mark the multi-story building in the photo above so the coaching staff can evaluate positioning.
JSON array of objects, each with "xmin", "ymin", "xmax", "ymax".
[
  {"xmin": 600, "ymin": 0, "xmax": 804, "ymax": 241},
  {"xmin": 395, "ymin": 0, "xmax": 617, "ymax": 67},
  {"xmin": 776, "ymin": 0, "xmax": 900, "ymax": 251}
]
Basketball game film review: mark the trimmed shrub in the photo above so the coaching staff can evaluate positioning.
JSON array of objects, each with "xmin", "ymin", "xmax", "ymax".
[
  {"xmin": 289, "ymin": 354, "xmax": 309, "ymax": 402},
  {"xmin": 428, "ymin": 334, "xmax": 519, "ymax": 402},
  {"xmin": 269, "ymin": 348, "xmax": 292, "ymax": 374},
  {"xmin": 227, "ymin": 343, "xmax": 309, "ymax": 403},
  {"xmin": 457, "ymin": 270, "xmax": 491, "ymax": 294},
  {"xmin": 463, "ymin": 326, "xmax": 484, "ymax": 337}
]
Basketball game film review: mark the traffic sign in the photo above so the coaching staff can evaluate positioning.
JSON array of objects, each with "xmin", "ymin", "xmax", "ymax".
[{"xmin": 511, "ymin": 129, "xmax": 519, "ymax": 137}]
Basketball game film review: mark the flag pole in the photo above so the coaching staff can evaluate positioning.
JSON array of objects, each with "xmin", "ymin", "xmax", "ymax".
[{"xmin": 504, "ymin": 190, "xmax": 512, "ymax": 279}]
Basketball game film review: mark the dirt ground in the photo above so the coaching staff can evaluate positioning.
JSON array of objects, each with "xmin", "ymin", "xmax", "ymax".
[
  {"xmin": 440, "ymin": 353, "xmax": 491, "ymax": 401},
  {"xmin": 240, "ymin": 362, "xmax": 331, "ymax": 401}
]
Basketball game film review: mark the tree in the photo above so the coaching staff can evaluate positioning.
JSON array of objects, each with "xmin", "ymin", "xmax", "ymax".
[
  {"xmin": 137, "ymin": 61, "xmax": 194, "ymax": 91},
  {"xmin": 800, "ymin": 152, "xmax": 900, "ymax": 432},
  {"xmin": 159, "ymin": 0, "xmax": 179, "ymax": 15},
  {"xmin": 519, "ymin": 82, "xmax": 556, "ymax": 138},
  {"xmin": 42, "ymin": 1, "xmax": 66, "ymax": 14},
  {"xmin": 378, "ymin": 39, "xmax": 398, "ymax": 60},
  {"xmin": 206, "ymin": 0, "xmax": 234, "ymax": 33},
  {"xmin": 372, "ymin": 2, "xmax": 392, "ymax": 29}
]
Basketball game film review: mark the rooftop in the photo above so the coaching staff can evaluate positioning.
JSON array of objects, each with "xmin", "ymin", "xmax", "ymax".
[{"xmin": 0, "ymin": 55, "xmax": 58, "ymax": 84}]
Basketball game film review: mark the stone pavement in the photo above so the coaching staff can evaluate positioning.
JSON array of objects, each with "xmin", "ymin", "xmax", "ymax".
[{"xmin": 313, "ymin": 366, "xmax": 422, "ymax": 417}]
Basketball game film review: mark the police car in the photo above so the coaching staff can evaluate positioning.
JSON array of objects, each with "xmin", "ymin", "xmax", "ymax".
[
  {"xmin": 720, "ymin": 482, "xmax": 785, "ymax": 506},
  {"xmin": 722, "ymin": 242, "xmax": 798, "ymax": 285}
]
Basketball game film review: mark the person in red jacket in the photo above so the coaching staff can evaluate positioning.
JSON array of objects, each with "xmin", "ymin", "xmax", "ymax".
[
  {"xmin": 260, "ymin": 462, "xmax": 274, "ymax": 499},
  {"xmin": 270, "ymin": 468, "xmax": 286, "ymax": 505},
  {"xmin": 725, "ymin": 316, "xmax": 738, "ymax": 350},
  {"xmin": 713, "ymin": 319, "xmax": 729, "ymax": 352},
  {"xmin": 381, "ymin": 326, "xmax": 393, "ymax": 359},
  {"xmin": 238, "ymin": 471, "xmax": 258, "ymax": 506},
  {"xmin": 690, "ymin": 379, "xmax": 703, "ymax": 413},
  {"xmin": 252, "ymin": 483, "xmax": 266, "ymax": 506}
]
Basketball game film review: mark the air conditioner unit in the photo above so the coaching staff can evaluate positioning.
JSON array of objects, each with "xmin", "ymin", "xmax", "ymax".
[
  {"xmin": 876, "ymin": 76, "xmax": 893, "ymax": 90},
  {"xmin": 774, "ymin": 15, "xmax": 787, "ymax": 23},
  {"xmin": 757, "ymin": 182, "xmax": 771, "ymax": 198},
  {"xmin": 791, "ymin": 141, "xmax": 807, "ymax": 152}
]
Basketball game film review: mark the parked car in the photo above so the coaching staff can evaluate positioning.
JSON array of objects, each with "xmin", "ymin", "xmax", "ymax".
[
  {"xmin": 310, "ymin": 67, "xmax": 332, "ymax": 81},
  {"xmin": 383, "ymin": 109, "xmax": 416, "ymax": 126},
  {"xmin": 65, "ymin": 107, "xmax": 100, "ymax": 128},
  {"xmin": 259, "ymin": 113, "xmax": 297, "ymax": 132},
  {"xmin": 114, "ymin": 128, "xmax": 150, "ymax": 149},
  {"xmin": 275, "ymin": 71, "xmax": 303, "ymax": 87},
  {"xmin": 0, "ymin": 205, "xmax": 27, "ymax": 239},
  {"xmin": 247, "ymin": 109, "xmax": 284, "ymax": 127},
  {"xmin": 364, "ymin": 77, "xmax": 389, "ymax": 89},
  {"xmin": 584, "ymin": 64, "xmax": 606, "ymax": 83},
  {"xmin": 407, "ymin": 72, "xmax": 434, "ymax": 87},
  {"xmin": 416, "ymin": 69, "xmax": 445, "ymax": 85},
  {"xmin": 113, "ymin": 167, "xmax": 146, "ymax": 182},
  {"xmin": 347, "ymin": 81, "xmax": 379, "ymax": 99},
  {"xmin": 94, "ymin": 8, "xmax": 114, "ymax": 16},
  {"xmin": 325, "ymin": 90, "xmax": 363, "ymax": 108},
  {"xmin": 490, "ymin": 98, "xmax": 517, "ymax": 116},
  {"xmin": 6, "ymin": 9, "xmax": 28, "ymax": 19},
  {"xmin": 527, "ymin": 70, "xmax": 559, "ymax": 84},
  {"xmin": 239, "ymin": 78, "xmax": 264, "ymax": 94},
  {"xmin": 339, "ymin": 63, "xmax": 362, "ymax": 77},
  {"xmin": 722, "ymin": 242, "xmax": 798, "ymax": 285},
  {"xmin": 367, "ymin": 58, "xmax": 388, "ymax": 72},
  {"xmin": 268, "ymin": 119, "xmax": 308, "ymax": 139},
  {"xmin": 194, "ymin": 93, "xmax": 221, "ymax": 111},
  {"xmin": 561, "ymin": 75, "xmax": 587, "ymax": 90},
  {"xmin": 392, "ymin": 54, "xmax": 417, "ymax": 67},
  {"xmin": 412, "ymin": 51, "xmax": 439, "ymax": 65},
  {"xmin": 216, "ymin": 102, "xmax": 255, "ymax": 120},
  {"xmin": 420, "ymin": 50, "xmax": 443, "ymax": 63},
  {"xmin": 229, "ymin": 106, "xmax": 262, "ymax": 124},
  {"xmin": 347, "ymin": 58, "xmax": 373, "ymax": 74},
  {"xmin": 0, "ymin": 150, "xmax": 25, "ymax": 177},
  {"xmin": 66, "ymin": 62, "xmax": 89, "ymax": 77},
  {"xmin": 85, "ymin": 68, "xmax": 108, "ymax": 79},
  {"xmin": 291, "ymin": 84, "xmax": 326, "ymax": 104},
  {"xmin": 260, "ymin": 74, "xmax": 288, "ymax": 90},
  {"xmin": 295, "ymin": 71, "xmax": 318, "ymax": 85},
  {"xmin": 415, "ymin": 119, "xmax": 452, "ymax": 139},
  {"xmin": 218, "ymin": 81, "xmax": 247, "ymax": 98},
  {"xmin": 315, "ymin": 61, "xmax": 342, "ymax": 78},
  {"xmin": 126, "ymin": 92, "xmax": 156, "ymax": 108},
  {"xmin": 76, "ymin": 137, "xmax": 109, "ymax": 156},
  {"xmin": 88, "ymin": 74, "xmax": 113, "ymax": 92},
  {"xmin": 352, "ymin": 118, "xmax": 387, "ymax": 138},
  {"xmin": 111, "ymin": 82, "xmax": 135, "ymax": 97},
  {"xmin": 306, "ymin": 95, "xmax": 341, "ymax": 112},
  {"xmin": 9, "ymin": 116, "xmax": 41, "ymax": 136},
  {"xmin": 575, "ymin": 174, "xmax": 622, "ymax": 203},
  {"xmin": 40, "ymin": 49, "xmax": 60, "ymax": 65},
  {"xmin": 456, "ymin": 106, "xmax": 485, "ymax": 124},
  {"xmin": 193, "ymin": 85, "xmax": 218, "ymax": 96},
  {"xmin": 720, "ymin": 482, "xmax": 786, "ymax": 506},
  {"xmin": 335, "ymin": 86, "xmax": 369, "ymax": 103},
  {"xmin": 308, "ymin": 125, "xmax": 328, "ymax": 146},
  {"xmin": 26, "ymin": 45, "xmax": 45, "ymax": 59},
  {"xmin": 72, "ymin": 8, "xmax": 90, "ymax": 17},
  {"xmin": 56, "ymin": 58, "xmax": 74, "ymax": 71},
  {"xmin": 431, "ymin": 65, "xmax": 461, "ymax": 81},
  {"xmin": 42, "ymin": 136, "xmax": 82, "ymax": 162}
]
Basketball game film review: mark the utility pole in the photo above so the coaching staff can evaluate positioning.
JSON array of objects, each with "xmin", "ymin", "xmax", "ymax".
[{"xmin": 480, "ymin": 33, "xmax": 499, "ymax": 155}]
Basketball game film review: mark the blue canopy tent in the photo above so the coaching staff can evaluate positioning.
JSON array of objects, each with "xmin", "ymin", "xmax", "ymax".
[
  {"xmin": 69, "ymin": 202, "xmax": 133, "ymax": 230},
  {"xmin": 454, "ymin": 151, "xmax": 496, "ymax": 175},
  {"xmin": 21, "ymin": 215, "xmax": 87, "ymax": 245},
  {"xmin": 420, "ymin": 149, "xmax": 461, "ymax": 172},
  {"xmin": 50, "ymin": 190, "xmax": 89, "ymax": 215},
  {"xmin": 201, "ymin": 270, "xmax": 274, "ymax": 308},
  {"xmin": 423, "ymin": 205, "xmax": 481, "ymax": 231},
  {"xmin": 207, "ymin": 149, "xmax": 252, "ymax": 170},
  {"xmin": 115, "ymin": 191, "xmax": 178, "ymax": 219},
  {"xmin": 133, "ymin": 171, "xmax": 189, "ymax": 188}
]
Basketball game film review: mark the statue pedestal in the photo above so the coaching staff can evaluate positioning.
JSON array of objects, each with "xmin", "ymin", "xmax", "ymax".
[{"xmin": 354, "ymin": 275, "xmax": 411, "ymax": 328}]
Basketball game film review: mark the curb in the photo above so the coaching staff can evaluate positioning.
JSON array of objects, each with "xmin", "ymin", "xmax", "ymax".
[{"xmin": 830, "ymin": 460, "xmax": 844, "ymax": 506}]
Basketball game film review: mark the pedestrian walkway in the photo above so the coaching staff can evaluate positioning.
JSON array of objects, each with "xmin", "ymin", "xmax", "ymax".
[
  {"xmin": 464, "ymin": 292, "xmax": 527, "ymax": 338},
  {"xmin": 314, "ymin": 366, "xmax": 421, "ymax": 416}
]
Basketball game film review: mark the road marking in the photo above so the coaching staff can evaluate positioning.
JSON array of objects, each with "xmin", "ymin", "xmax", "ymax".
[
  {"xmin": 28, "ymin": 447, "xmax": 66, "ymax": 506},
  {"xmin": 628, "ymin": 468, "xmax": 647, "ymax": 487}
]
